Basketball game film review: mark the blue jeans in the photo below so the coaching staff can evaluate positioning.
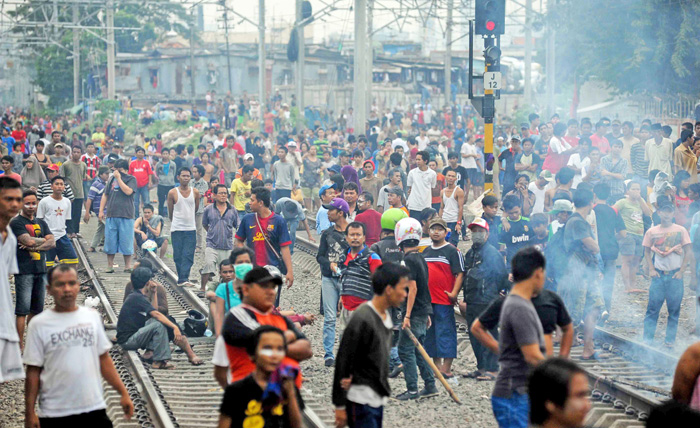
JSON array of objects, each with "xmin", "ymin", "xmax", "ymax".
[
  {"xmin": 492, "ymin": 392, "xmax": 530, "ymax": 428},
  {"xmin": 398, "ymin": 315, "xmax": 435, "ymax": 392},
  {"xmin": 287, "ymin": 219, "xmax": 299, "ymax": 255},
  {"xmin": 347, "ymin": 401, "xmax": 383, "ymax": 428},
  {"xmin": 644, "ymin": 269, "xmax": 684, "ymax": 344},
  {"xmin": 321, "ymin": 276, "xmax": 341, "ymax": 360},
  {"xmin": 171, "ymin": 230, "xmax": 196, "ymax": 283},
  {"xmin": 447, "ymin": 222, "xmax": 459, "ymax": 246},
  {"xmin": 133, "ymin": 185, "xmax": 150, "ymax": 217}
]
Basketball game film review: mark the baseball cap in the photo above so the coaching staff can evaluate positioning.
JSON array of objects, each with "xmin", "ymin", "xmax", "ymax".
[
  {"xmin": 329, "ymin": 164, "xmax": 342, "ymax": 174},
  {"xmin": 47, "ymin": 164, "xmax": 59, "ymax": 171},
  {"xmin": 428, "ymin": 218, "xmax": 448, "ymax": 230},
  {"xmin": 287, "ymin": 141, "xmax": 297, "ymax": 147},
  {"xmin": 549, "ymin": 199, "xmax": 574, "ymax": 214},
  {"xmin": 468, "ymin": 218, "xmax": 489, "ymax": 232},
  {"xmin": 539, "ymin": 170, "xmax": 554, "ymax": 182},
  {"xmin": 54, "ymin": 142, "xmax": 64, "ymax": 148},
  {"xmin": 318, "ymin": 183, "xmax": 337, "ymax": 198},
  {"xmin": 323, "ymin": 197, "xmax": 350, "ymax": 214},
  {"xmin": 244, "ymin": 153, "xmax": 254, "ymax": 161},
  {"xmin": 243, "ymin": 266, "xmax": 283, "ymax": 286},
  {"xmin": 657, "ymin": 203, "xmax": 674, "ymax": 213}
]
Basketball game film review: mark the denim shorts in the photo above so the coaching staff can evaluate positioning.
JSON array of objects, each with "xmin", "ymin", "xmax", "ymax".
[
  {"xmin": 424, "ymin": 303, "xmax": 458, "ymax": 358},
  {"xmin": 14, "ymin": 274, "xmax": 46, "ymax": 316},
  {"xmin": 104, "ymin": 217, "xmax": 135, "ymax": 256},
  {"xmin": 619, "ymin": 234, "xmax": 643, "ymax": 257}
]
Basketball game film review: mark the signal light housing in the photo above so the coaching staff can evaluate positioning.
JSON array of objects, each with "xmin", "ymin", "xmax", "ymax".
[{"xmin": 475, "ymin": 0, "xmax": 505, "ymax": 36}]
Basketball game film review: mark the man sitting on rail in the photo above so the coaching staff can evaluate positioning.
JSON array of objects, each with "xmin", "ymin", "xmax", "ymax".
[{"xmin": 117, "ymin": 267, "xmax": 202, "ymax": 369}]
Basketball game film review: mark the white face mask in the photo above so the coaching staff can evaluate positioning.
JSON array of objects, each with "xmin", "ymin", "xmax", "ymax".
[{"xmin": 471, "ymin": 230, "xmax": 488, "ymax": 245}]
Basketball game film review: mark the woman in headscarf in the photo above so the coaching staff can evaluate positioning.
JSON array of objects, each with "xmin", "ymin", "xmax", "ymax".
[
  {"xmin": 341, "ymin": 165, "xmax": 362, "ymax": 193},
  {"xmin": 20, "ymin": 156, "xmax": 45, "ymax": 192}
]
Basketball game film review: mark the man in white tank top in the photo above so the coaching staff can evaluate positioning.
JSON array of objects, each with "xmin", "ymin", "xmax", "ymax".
[
  {"xmin": 439, "ymin": 170, "xmax": 465, "ymax": 246},
  {"xmin": 167, "ymin": 167, "xmax": 200, "ymax": 285}
]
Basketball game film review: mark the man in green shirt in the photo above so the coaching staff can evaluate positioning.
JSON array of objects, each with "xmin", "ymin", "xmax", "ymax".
[{"xmin": 59, "ymin": 146, "xmax": 87, "ymax": 237}]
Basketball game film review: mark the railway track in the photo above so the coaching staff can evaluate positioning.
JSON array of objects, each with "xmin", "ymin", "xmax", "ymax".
[
  {"xmin": 72, "ymin": 235, "xmax": 330, "ymax": 428},
  {"xmin": 295, "ymin": 229, "xmax": 670, "ymax": 427}
]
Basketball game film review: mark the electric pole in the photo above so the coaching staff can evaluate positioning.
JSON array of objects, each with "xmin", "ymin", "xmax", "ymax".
[
  {"xmin": 545, "ymin": 0, "xmax": 555, "ymax": 118},
  {"xmin": 190, "ymin": 10, "xmax": 196, "ymax": 106},
  {"xmin": 258, "ymin": 0, "xmax": 265, "ymax": 109},
  {"xmin": 72, "ymin": 3, "xmax": 80, "ymax": 106},
  {"xmin": 524, "ymin": 0, "xmax": 532, "ymax": 106},
  {"xmin": 353, "ymin": 0, "xmax": 367, "ymax": 135},
  {"xmin": 295, "ymin": 0, "xmax": 305, "ymax": 120},
  {"xmin": 223, "ymin": 5, "xmax": 233, "ymax": 95},
  {"xmin": 445, "ymin": 0, "xmax": 453, "ymax": 107},
  {"xmin": 106, "ymin": 0, "xmax": 115, "ymax": 100}
]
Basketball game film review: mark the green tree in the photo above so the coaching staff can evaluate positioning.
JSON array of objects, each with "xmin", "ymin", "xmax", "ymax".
[{"xmin": 552, "ymin": 0, "xmax": 700, "ymax": 96}]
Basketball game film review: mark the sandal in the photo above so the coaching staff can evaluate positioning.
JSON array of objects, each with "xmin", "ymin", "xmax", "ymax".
[
  {"xmin": 105, "ymin": 268, "xmax": 115, "ymax": 273},
  {"xmin": 124, "ymin": 268, "xmax": 133, "ymax": 273},
  {"xmin": 476, "ymin": 372, "xmax": 497, "ymax": 381},
  {"xmin": 88, "ymin": 247, "xmax": 96, "ymax": 253},
  {"xmin": 152, "ymin": 361, "xmax": 176, "ymax": 370},
  {"xmin": 462, "ymin": 370, "xmax": 483, "ymax": 379}
]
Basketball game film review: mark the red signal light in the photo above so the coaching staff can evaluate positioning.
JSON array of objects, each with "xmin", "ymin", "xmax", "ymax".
[{"xmin": 486, "ymin": 21, "xmax": 496, "ymax": 31}]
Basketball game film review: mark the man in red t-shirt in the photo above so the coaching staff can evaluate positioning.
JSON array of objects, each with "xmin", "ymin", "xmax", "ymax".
[
  {"xmin": 354, "ymin": 192, "xmax": 382, "ymax": 246},
  {"xmin": 11, "ymin": 122, "xmax": 26, "ymax": 153},
  {"xmin": 214, "ymin": 266, "xmax": 312, "ymax": 388},
  {"xmin": 422, "ymin": 218, "xmax": 464, "ymax": 378},
  {"xmin": 590, "ymin": 121, "xmax": 610, "ymax": 154},
  {"xmin": 128, "ymin": 146, "xmax": 154, "ymax": 217}
]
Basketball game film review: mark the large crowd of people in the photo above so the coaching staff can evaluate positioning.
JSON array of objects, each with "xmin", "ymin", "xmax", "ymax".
[{"xmin": 2, "ymin": 102, "xmax": 700, "ymax": 428}]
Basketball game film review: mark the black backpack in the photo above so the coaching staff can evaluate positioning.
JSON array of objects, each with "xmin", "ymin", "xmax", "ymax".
[{"xmin": 183, "ymin": 310, "xmax": 207, "ymax": 337}]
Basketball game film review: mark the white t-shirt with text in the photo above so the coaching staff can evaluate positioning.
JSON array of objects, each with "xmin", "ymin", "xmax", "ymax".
[{"xmin": 23, "ymin": 306, "xmax": 112, "ymax": 418}]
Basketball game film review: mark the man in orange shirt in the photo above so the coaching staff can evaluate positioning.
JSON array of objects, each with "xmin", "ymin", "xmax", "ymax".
[{"xmin": 213, "ymin": 266, "xmax": 312, "ymax": 388}]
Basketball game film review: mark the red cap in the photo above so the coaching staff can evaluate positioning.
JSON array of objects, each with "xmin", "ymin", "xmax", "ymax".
[
  {"xmin": 468, "ymin": 217, "xmax": 489, "ymax": 232},
  {"xmin": 47, "ymin": 164, "xmax": 59, "ymax": 171}
]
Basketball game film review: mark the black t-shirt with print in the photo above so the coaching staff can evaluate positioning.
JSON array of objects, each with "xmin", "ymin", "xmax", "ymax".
[
  {"xmin": 220, "ymin": 374, "xmax": 304, "ymax": 428},
  {"xmin": 479, "ymin": 289, "xmax": 572, "ymax": 334},
  {"xmin": 403, "ymin": 252, "xmax": 433, "ymax": 318},
  {"xmin": 10, "ymin": 215, "xmax": 52, "ymax": 274}
]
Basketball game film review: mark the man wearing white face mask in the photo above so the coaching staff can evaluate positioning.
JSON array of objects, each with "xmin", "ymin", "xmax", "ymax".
[{"xmin": 460, "ymin": 218, "xmax": 510, "ymax": 381}]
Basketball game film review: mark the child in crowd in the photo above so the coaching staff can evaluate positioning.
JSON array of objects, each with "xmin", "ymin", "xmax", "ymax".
[
  {"xmin": 498, "ymin": 194, "xmax": 535, "ymax": 268},
  {"xmin": 529, "ymin": 213, "xmax": 549, "ymax": 250}
]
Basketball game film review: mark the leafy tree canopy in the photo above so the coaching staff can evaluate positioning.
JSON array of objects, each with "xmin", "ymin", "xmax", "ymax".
[{"xmin": 551, "ymin": 0, "xmax": 700, "ymax": 96}]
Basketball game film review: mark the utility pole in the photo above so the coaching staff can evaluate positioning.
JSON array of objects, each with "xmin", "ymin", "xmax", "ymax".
[
  {"xmin": 524, "ymin": 0, "xmax": 532, "ymax": 105},
  {"xmin": 353, "ymin": 0, "xmax": 367, "ymax": 135},
  {"xmin": 190, "ymin": 10, "xmax": 196, "ymax": 106},
  {"xmin": 295, "ymin": 0, "xmax": 305, "ymax": 119},
  {"xmin": 445, "ymin": 0, "xmax": 453, "ymax": 107},
  {"xmin": 106, "ymin": 0, "xmax": 115, "ymax": 100},
  {"xmin": 258, "ymin": 0, "xmax": 265, "ymax": 109},
  {"xmin": 72, "ymin": 3, "xmax": 80, "ymax": 106},
  {"xmin": 223, "ymin": 5, "xmax": 233, "ymax": 94},
  {"xmin": 366, "ymin": 0, "xmax": 373, "ymax": 116},
  {"xmin": 545, "ymin": 0, "xmax": 555, "ymax": 117}
]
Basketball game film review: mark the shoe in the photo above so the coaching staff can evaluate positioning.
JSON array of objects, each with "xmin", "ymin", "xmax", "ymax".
[
  {"xmin": 389, "ymin": 364, "xmax": 403, "ymax": 378},
  {"xmin": 325, "ymin": 358, "xmax": 335, "ymax": 367},
  {"xmin": 600, "ymin": 310, "xmax": 609, "ymax": 324},
  {"xmin": 395, "ymin": 390, "xmax": 419, "ymax": 401},
  {"xmin": 418, "ymin": 384, "xmax": 439, "ymax": 398}
]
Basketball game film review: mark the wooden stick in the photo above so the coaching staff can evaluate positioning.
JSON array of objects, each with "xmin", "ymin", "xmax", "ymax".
[{"xmin": 403, "ymin": 327, "xmax": 461, "ymax": 404}]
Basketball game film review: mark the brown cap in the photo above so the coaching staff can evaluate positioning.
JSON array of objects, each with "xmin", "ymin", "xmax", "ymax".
[{"xmin": 428, "ymin": 218, "xmax": 448, "ymax": 230}]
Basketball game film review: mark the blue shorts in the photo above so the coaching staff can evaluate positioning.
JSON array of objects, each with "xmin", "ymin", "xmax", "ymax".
[
  {"xmin": 46, "ymin": 235, "xmax": 78, "ymax": 266},
  {"xmin": 104, "ymin": 217, "xmax": 135, "ymax": 256},
  {"xmin": 425, "ymin": 303, "xmax": 457, "ymax": 358}
]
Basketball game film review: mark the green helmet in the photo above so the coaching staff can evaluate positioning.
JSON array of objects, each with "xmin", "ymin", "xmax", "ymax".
[{"xmin": 381, "ymin": 208, "xmax": 408, "ymax": 231}]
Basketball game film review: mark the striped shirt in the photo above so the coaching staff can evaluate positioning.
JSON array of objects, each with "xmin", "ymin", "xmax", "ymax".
[
  {"xmin": 81, "ymin": 154, "xmax": 101, "ymax": 180},
  {"xmin": 37, "ymin": 179, "xmax": 74, "ymax": 201},
  {"xmin": 629, "ymin": 142, "xmax": 648, "ymax": 177}
]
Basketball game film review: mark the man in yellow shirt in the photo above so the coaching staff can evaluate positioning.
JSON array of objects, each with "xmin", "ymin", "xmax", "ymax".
[
  {"xmin": 229, "ymin": 165, "xmax": 254, "ymax": 217},
  {"xmin": 674, "ymin": 129, "xmax": 698, "ymax": 183},
  {"xmin": 91, "ymin": 126, "xmax": 106, "ymax": 144}
]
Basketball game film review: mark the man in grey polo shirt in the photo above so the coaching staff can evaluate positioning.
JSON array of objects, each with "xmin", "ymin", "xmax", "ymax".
[{"xmin": 200, "ymin": 184, "xmax": 239, "ymax": 292}]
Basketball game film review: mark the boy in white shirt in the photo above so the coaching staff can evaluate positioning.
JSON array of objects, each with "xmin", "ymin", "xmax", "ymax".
[
  {"xmin": 37, "ymin": 175, "xmax": 78, "ymax": 266},
  {"xmin": 24, "ymin": 264, "xmax": 133, "ymax": 427}
]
